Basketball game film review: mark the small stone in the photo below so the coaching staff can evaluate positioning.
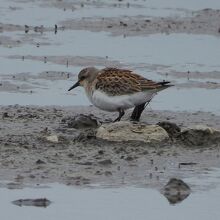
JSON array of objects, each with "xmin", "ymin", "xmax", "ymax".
[
  {"xmin": 104, "ymin": 171, "xmax": 112, "ymax": 176},
  {"xmin": 2, "ymin": 112, "xmax": 9, "ymax": 118},
  {"xmin": 46, "ymin": 135, "xmax": 59, "ymax": 143},
  {"xmin": 29, "ymin": 174, "xmax": 36, "ymax": 178},
  {"xmin": 77, "ymin": 161, "xmax": 93, "ymax": 166},
  {"xmin": 125, "ymin": 156, "xmax": 134, "ymax": 161},
  {"xmin": 68, "ymin": 153, "xmax": 74, "ymax": 158},
  {"xmin": 181, "ymin": 125, "xmax": 220, "ymax": 146},
  {"xmin": 36, "ymin": 159, "xmax": 46, "ymax": 165},
  {"xmin": 95, "ymin": 170, "xmax": 102, "ymax": 175},
  {"xmin": 66, "ymin": 114, "xmax": 99, "ymax": 129},
  {"xmin": 157, "ymin": 121, "xmax": 181, "ymax": 138},
  {"xmin": 98, "ymin": 150, "xmax": 104, "ymax": 155},
  {"xmin": 98, "ymin": 159, "xmax": 112, "ymax": 166}
]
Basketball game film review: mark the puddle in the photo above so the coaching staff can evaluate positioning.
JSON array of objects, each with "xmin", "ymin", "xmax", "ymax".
[{"xmin": 1, "ymin": 168, "xmax": 220, "ymax": 220}]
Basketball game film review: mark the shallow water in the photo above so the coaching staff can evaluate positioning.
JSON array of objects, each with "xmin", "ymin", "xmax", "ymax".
[
  {"xmin": 1, "ymin": 168, "xmax": 220, "ymax": 220},
  {"xmin": 2, "ymin": 31, "xmax": 220, "ymax": 73},
  {"xmin": 1, "ymin": 31, "xmax": 220, "ymax": 114},
  {"xmin": 1, "ymin": 86, "xmax": 220, "ymax": 115}
]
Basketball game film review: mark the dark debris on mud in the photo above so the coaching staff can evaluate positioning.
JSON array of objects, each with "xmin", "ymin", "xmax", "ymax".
[
  {"xmin": 1, "ymin": 8, "xmax": 220, "ymax": 37},
  {"xmin": 60, "ymin": 9, "xmax": 220, "ymax": 37}
]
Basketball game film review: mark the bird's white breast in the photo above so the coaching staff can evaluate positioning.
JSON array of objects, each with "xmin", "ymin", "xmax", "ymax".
[{"xmin": 88, "ymin": 90, "xmax": 155, "ymax": 112}]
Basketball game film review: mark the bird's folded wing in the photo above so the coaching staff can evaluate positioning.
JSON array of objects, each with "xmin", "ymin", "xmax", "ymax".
[{"xmin": 95, "ymin": 68, "xmax": 160, "ymax": 96}]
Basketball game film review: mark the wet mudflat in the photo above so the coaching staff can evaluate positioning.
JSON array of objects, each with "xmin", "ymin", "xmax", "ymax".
[
  {"xmin": 0, "ymin": 105, "xmax": 220, "ymax": 187},
  {"xmin": 1, "ymin": 0, "xmax": 220, "ymax": 219}
]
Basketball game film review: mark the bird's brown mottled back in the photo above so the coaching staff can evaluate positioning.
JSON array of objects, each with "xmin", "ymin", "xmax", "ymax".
[{"xmin": 95, "ymin": 68, "xmax": 166, "ymax": 96}]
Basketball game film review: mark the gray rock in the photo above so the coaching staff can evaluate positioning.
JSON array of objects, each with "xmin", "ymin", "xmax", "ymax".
[
  {"xmin": 181, "ymin": 125, "xmax": 220, "ymax": 146},
  {"xmin": 157, "ymin": 121, "xmax": 181, "ymax": 138},
  {"xmin": 65, "ymin": 114, "xmax": 100, "ymax": 129},
  {"xmin": 96, "ymin": 121, "xmax": 169, "ymax": 144}
]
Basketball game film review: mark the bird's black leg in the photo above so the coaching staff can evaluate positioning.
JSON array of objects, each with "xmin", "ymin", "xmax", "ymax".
[
  {"xmin": 114, "ymin": 109, "xmax": 125, "ymax": 122},
  {"xmin": 130, "ymin": 101, "xmax": 151, "ymax": 121},
  {"xmin": 130, "ymin": 103, "xmax": 145, "ymax": 121}
]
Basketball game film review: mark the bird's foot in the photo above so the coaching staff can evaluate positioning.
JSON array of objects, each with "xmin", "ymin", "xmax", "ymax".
[
  {"xmin": 113, "ymin": 109, "xmax": 125, "ymax": 122},
  {"xmin": 113, "ymin": 117, "xmax": 121, "ymax": 122}
]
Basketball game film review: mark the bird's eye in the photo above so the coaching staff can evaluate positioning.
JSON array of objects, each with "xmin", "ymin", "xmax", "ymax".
[{"xmin": 80, "ymin": 76, "xmax": 86, "ymax": 80}]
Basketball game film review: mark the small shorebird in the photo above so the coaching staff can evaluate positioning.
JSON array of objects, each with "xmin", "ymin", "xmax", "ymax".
[{"xmin": 68, "ymin": 67, "xmax": 172, "ymax": 121}]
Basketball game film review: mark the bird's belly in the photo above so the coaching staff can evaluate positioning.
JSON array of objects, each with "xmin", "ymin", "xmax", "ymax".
[{"xmin": 90, "ymin": 90, "xmax": 154, "ymax": 112}]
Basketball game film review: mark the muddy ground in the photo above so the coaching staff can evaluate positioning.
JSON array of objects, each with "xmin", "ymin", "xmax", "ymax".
[
  {"xmin": 0, "ymin": 105, "xmax": 220, "ymax": 190},
  {"xmin": 1, "ymin": 4, "xmax": 220, "ymax": 37},
  {"xmin": 0, "ymin": 0, "xmax": 220, "ymax": 194}
]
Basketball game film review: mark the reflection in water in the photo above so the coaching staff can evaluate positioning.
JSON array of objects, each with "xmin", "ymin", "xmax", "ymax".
[
  {"xmin": 162, "ymin": 178, "xmax": 191, "ymax": 205},
  {"xmin": 0, "ymin": 180, "xmax": 219, "ymax": 220},
  {"xmin": 12, "ymin": 198, "xmax": 51, "ymax": 208}
]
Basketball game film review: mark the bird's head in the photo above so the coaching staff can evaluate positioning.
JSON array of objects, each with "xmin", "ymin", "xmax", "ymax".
[{"xmin": 68, "ymin": 67, "xmax": 99, "ymax": 91}]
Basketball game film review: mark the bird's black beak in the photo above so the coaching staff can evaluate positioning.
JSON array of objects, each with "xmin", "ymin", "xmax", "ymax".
[{"xmin": 68, "ymin": 81, "xmax": 80, "ymax": 91}]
